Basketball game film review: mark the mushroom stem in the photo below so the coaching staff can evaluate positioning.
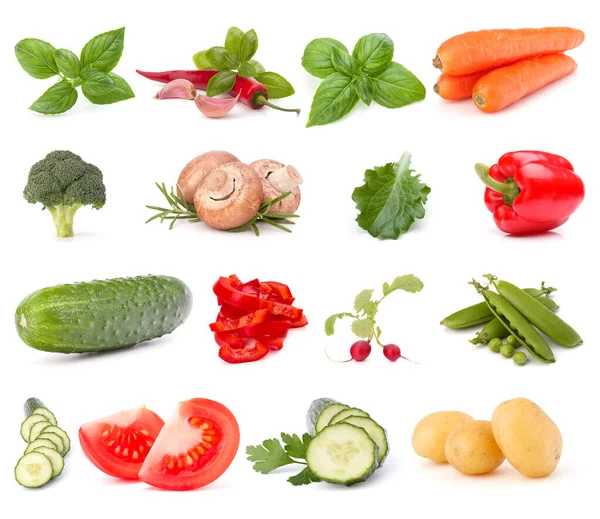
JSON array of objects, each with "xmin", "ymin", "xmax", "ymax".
[{"xmin": 267, "ymin": 166, "xmax": 304, "ymax": 193}]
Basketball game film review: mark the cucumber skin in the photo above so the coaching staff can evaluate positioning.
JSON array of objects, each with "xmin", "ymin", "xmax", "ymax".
[
  {"xmin": 24, "ymin": 398, "xmax": 47, "ymax": 417},
  {"xmin": 306, "ymin": 398, "xmax": 340, "ymax": 436},
  {"xmin": 15, "ymin": 275, "xmax": 193, "ymax": 353}
]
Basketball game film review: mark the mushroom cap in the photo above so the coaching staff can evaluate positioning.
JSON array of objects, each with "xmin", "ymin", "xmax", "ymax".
[
  {"xmin": 178, "ymin": 150, "xmax": 240, "ymax": 204},
  {"xmin": 194, "ymin": 162, "xmax": 263, "ymax": 230},
  {"xmin": 249, "ymin": 159, "xmax": 302, "ymax": 214}
]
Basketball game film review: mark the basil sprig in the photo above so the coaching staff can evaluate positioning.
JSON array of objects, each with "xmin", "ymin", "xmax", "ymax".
[
  {"xmin": 302, "ymin": 33, "xmax": 425, "ymax": 127},
  {"xmin": 193, "ymin": 27, "xmax": 295, "ymax": 100},
  {"xmin": 15, "ymin": 28, "xmax": 134, "ymax": 115}
]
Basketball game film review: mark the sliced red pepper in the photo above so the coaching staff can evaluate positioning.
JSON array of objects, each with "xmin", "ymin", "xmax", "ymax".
[
  {"xmin": 268, "ymin": 302, "xmax": 303, "ymax": 321},
  {"xmin": 210, "ymin": 309, "xmax": 269, "ymax": 332},
  {"xmin": 219, "ymin": 342, "xmax": 270, "ymax": 364},
  {"xmin": 259, "ymin": 336, "xmax": 284, "ymax": 351},
  {"xmin": 261, "ymin": 281, "xmax": 295, "ymax": 304},
  {"xmin": 214, "ymin": 332, "xmax": 247, "ymax": 349},
  {"xmin": 272, "ymin": 313, "xmax": 308, "ymax": 328},
  {"xmin": 213, "ymin": 277, "xmax": 261, "ymax": 312},
  {"xmin": 236, "ymin": 321, "xmax": 290, "ymax": 339},
  {"xmin": 218, "ymin": 303, "xmax": 248, "ymax": 320}
]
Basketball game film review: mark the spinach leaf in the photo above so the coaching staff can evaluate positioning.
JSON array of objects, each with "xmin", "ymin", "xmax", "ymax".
[
  {"xmin": 238, "ymin": 62, "xmax": 256, "ymax": 78},
  {"xmin": 82, "ymin": 72, "xmax": 134, "ymax": 104},
  {"xmin": 206, "ymin": 47, "xmax": 238, "ymax": 71},
  {"xmin": 255, "ymin": 72, "xmax": 295, "ymax": 99},
  {"xmin": 206, "ymin": 70, "xmax": 237, "ymax": 97},
  {"xmin": 238, "ymin": 29, "xmax": 259, "ymax": 64},
  {"xmin": 193, "ymin": 50, "xmax": 213, "ymax": 70},
  {"xmin": 15, "ymin": 38, "xmax": 59, "ymax": 79},
  {"xmin": 80, "ymin": 27, "xmax": 125, "ymax": 73},
  {"xmin": 372, "ymin": 62, "xmax": 426, "ymax": 108},
  {"xmin": 353, "ymin": 74, "xmax": 374, "ymax": 105},
  {"xmin": 30, "ymin": 81, "xmax": 77, "ymax": 114},
  {"xmin": 54, "ymin": 49, "xmax": 81, "ymax": 78},
  {"xmin": 353, "ymin": 33, "xmax": 394, "ymax": 76},
  {"xmin": 331, "ymin": 47, "xmax": 359, "ymax": 76},
  {"xmin": 302, "ymin": 38, "xmax": 349, "ymax": 79},
  {"xmin": 306, "ymin": 73, "xmax": 358, "ymax": 127},
  {"xmin": 225, "ymin": 27, "xmax": 244, "ymax": 54}
]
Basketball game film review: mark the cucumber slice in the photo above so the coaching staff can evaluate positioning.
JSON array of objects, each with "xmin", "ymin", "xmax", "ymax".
[
  {"xmin": 32, "ymin": 408, "xmax": 57, "ymax": 426},
  {"xmin": 25, "ymin": 439, "xmax": 58, "ymax": 454},
  {"xmin": 15, "ymin": 452, "xmax": 53, "ymax": 488},
  {"xmin": 329, "ymin": 407, "xmax": 370, "ymax": 425},
  {"xmin": 20, "ymin": 415, "xmax": 50, "ymax": 442},
  {"xmin": 307, "ymin": 398, "xmax": 347, "ymax": 435},
  {"xmin": 341, "ymin": 416, "xmax": 389, "ymax": 466},
  {"xmin": 33, "ymin": 447, "xmax": 64, "ymax": 479},
  {"xmin": 307, "ymin": 423, "xmax": 378, "ymax": 486},
  {"xmin": 39, "ymin": 426, "xmax": 70, "ymax": 456},
  {"xmin": 37, "ymin": 432, "xmax": 64, "ymax": 454},
  {"xmin": 29, "ymin": 420, "xmax": 52, "ymax": 442}
]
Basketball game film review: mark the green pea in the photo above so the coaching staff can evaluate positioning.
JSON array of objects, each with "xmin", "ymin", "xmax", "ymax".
[
  {"xmin": 500, "ymin": 344, "xmax": 514, "ymax": 358},
  {"xmin": 488, "ymin": 338, "xmax": 502, "ymax": 353},
  {"xmin": 506, "ymin": 335, "xmax": 519, "ymax": 347},
  {"xmin": 513, "ymin": 352, "xmax": 528, "ymax": 366}
]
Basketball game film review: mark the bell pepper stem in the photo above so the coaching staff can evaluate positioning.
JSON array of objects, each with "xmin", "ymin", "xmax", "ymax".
[{"xmin": 475, "ymin": 163, "xmax": 518, "ymax": 197}]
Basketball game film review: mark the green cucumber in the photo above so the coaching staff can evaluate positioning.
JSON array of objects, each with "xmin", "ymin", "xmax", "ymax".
[
  {"xmin": 29, "ymin": 420, "xmax": 52, "ymax": 442},
  {"xmin": 329, "ymin": 407, "xmax": 370, "ymax": 425},
  {"xmin": 306, "ymin": 398, "xmax": 350, "ymax": 435},
  {"xmin": 15, "ymin": 452, "xmax": 53, "ymax": 488},
  {"xmin": 15, "ymin": 275, "xmax": 193, "ymax": 353},
  {"xmin": 33, "ymin": 447, "xmax": 64, "ymax": 479},
  {"xmin": 20, "ymin": 415, "xmax": 49, "ymax": 442},
  {"xmin": 39, "ymin": 426, "xmax": 70, "ymax": 456},
  {"xmin": 25, "ymin": 398, "xmax": 58, "ymax": 425},
  {"xmin": 37, "ymin": 432, "xmax": 64, "ymax": 454},
  {"xmin": 341, "ymin": 416, "xmax": 389, "ymax": 466},
  {"xmin": 25, "ymin": 439, "xmax": 58, "ymax": 454}
]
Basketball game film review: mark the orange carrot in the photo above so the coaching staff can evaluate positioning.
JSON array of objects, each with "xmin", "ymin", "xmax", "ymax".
[
  {"xmin": 434, "ymin": 70, "xmax": 492, "ymax": 100},
  {"xmin": 434, "ymin": 27, "xmax": 584, "ymax": 75},
  {"xmin": 472, "ymin": 54, "xmax": 577, "ymax": 113}
]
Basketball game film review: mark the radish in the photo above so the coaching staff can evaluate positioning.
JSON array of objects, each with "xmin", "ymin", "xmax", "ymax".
[{"xmin": 350, "ymin": 341, "xmax": 372, "ymax": 361}]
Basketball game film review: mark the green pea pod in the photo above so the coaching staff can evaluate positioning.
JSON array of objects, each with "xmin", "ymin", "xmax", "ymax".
[
  {"xmin": 492, "ymin": 278, "xmax": 582, "ymax": 347},
  {"xmin": 482, "ymin": 289, "xmax": 555, "ymax": 363}
]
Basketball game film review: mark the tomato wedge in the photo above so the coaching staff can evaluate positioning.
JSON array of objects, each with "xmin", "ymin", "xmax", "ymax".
[
  {"xmin": 138, "ymin": 399, "xmax": 240, "ymax": 491},
  {"xmin": 79, "ymin": 406, "xmax": 165, "ymax": 480}
]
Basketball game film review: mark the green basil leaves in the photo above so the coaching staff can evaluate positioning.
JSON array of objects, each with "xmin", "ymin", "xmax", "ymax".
[
  {"xmin": 15, "ymin": 27, "xmax": 134, "ymax": 115},
  {"xmin": 302, "ymin": 33, "xmax": 425, "ymax": 127}
]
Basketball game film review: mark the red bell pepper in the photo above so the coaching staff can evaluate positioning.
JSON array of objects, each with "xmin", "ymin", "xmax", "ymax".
[
  {"xmin": 218, "ymin": 342, "xmax": 270, "ymax": 364},
  {"xmin": 476, "ymin": 151, "xmax": 585, "ymax": 235},
  {"xmin": 209, "ymin": 309, "xmax": 269, "ymax": 332},
  {"xmin": 261, "ymin": 281, "xmax": 295, "ymax": 304},
  {"xmin": 214, "ymin": 332, "xmax": 246, "ymax": 349},
  {"xmin": 213, "ymin": 276, "xmax": 262, "ymax": 312},
  {"xmin": 236, "ymin": 321, "xmax": 290, "ymax": 339}
]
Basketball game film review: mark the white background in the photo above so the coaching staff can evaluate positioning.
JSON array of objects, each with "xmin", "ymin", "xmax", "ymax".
[{"xmin": 1, "ymin": 0, "xmax": 599, "ymax": 517}]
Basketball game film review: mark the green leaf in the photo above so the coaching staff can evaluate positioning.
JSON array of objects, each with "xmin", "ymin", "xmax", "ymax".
[
  {"xmin": 301, "ymin": 38, "xmax": 349, "ymax": 79},
  {"xmin": 363, "ymin": 301, "xmax": 378, "ymax": 318},
  {"xmin": 388, "ymin": 274, "xmax": 424, "ymax": 293},
  {"xmin": 353, "ymin": 33, "xmax": 394, "ymax": 76},
  {"xmin": 81, "ymin": 72, "xmax": 134, "ymax": 105},
  {"xmin": 281, "ymin": 433, "xmax": 312, "ymax": 459},
  {"xmin": 206, "ymin": 70, "xmax": 237, "ymax": 97},
  {"xmin": 288, "ymin": 467, "xmax": 321, "ymax": 486},
  {"xmin": 351, "ymin": 319, "xmax": 374, "ymax": 339},
  {"xmin": 324, "ymin": 312, "xmax": 354, "ymax": 336},
  {"xmin": 15, "ymin": 38, "xmax": 59, "ymax": 79},
  {"xmin": 372, "ymin": 62, "xmax": 426, "ymax": 108},
  {"xmin": 331, "ymin": 47, "xmax": 359, "ymax": 76},
  {"xmin": 354, "ymin": 289, "xmax": 374, "ymax": 312},
  {"xmin": 225, "ymin": 27, "xmax": 245, "ymax": 53},
  {"xmin": 238, "ymin": 62, "xmax": 256, "ymax": 78},
  {"xmin": 29, "ymin": 81, "xmax": 77, "ymax": 114},
  {"xmin": 54, "ymin": 49, "xmax": 81, "ymax": 78},
  {"xmin": 306, "ymin": 72, "xmax": 358, "ymax": 128},
  {"xmin": 193, "ymin": 50, "xmax": 213, "ymax": 70},
  {"xmin": 206, "ymin": 46, "xmax": 237, "ymax": 71},
  {"xmin": 238, "ymin": 29, "xmax": 258, "ymax": 63},
  {"xmin": 352, "ymin": 152, "xmax": 430, "ymax": 240},
  {"xmin": 353, "ymin": 74, "xmax": 374, "ymax": 105},
  {"xmin": 246, "ymin": 438, "xmax": 296, "ymax": 474},
  {"xmin": 249, "ymin": 59, "xmax": 265, "ymax": 73},
  {"xmin": 254, "ymin": 72, "xmax": 294, "ymax": 99},
  {"xmin": 80, "ymin": 27, "xmax": 125, "ymax": 73},
  {"xmin": 375, "ymin": 326, "xmax": 383, "ymax": 339}
]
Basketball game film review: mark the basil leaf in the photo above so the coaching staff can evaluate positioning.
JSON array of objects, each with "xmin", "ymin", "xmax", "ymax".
[
  {"xmin": 80, "ymin": 27, "xmax": 125, "ymax": 73},
  {"xmin": 372, "ymin": 62, "xmax": 426, "ymax": 108},
  {"xmin": 15, "ymin": 38, "xmax": 59, "ymax": 79},
  {"xmin": 225, "ymin": 27, "xmax": 244, "ymax": 53},
  {"xmin": 249, "ymin": 59, "xmax": 265, "ymax": 73},
  {"xmin": 302, "ymin": 38, "xmax": 348, "ymax": 78},
  {"xmin": 238, "ymin": 29, "xmax": 258, "ymax": 64},
  {"xmin": 206, "ymin": 46, "xmax": 237, "ymax": 71},
  {"xmin": 353, "ymin": 33, "xmax": 394, "ymax": 76},
  {"xmin": 331, "ymin": 47, "xmax": 359, "ymax": 76},
  {"xmin": 82, "ymin": 72, "xmax": 134, "ymax": 104},
  {"xmin": 254, "ymin": 72, "xmax": 294, "ymax": 99},
  {"xmin": 54, "ymin": 49, "xmax": 81, "ymax": 78},
  {"xmin": 193, "ymin": 50, "xmax": 213, "ymax": 70},
  {"xmin": 238, "ymin": 62, "xmax": 256, "ymax": 78},
  {"xmin": 206, "ymin": 70, "xmax": 237, "ymax": 97},
  {"xmin": 29, "ymin": 81, "xmax": 77, "ymax": 114},
  {"xmin": 353, "ymin": 74, "xmax": 374, "ymax": 105},
  {"xmin": 306, "ymin": 72, "xmax": 358, "ymax": 128}
]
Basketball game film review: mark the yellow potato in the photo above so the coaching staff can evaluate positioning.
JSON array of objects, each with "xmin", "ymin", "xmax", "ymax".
[
  {"xmin": 445, "ymin": 420, "xmax": 505, "ymax": 475},
  {"xmin": 492, "ymin": 398, "xmax": 562, "ymax": 478},
  {"xmin": 412, "ymin": 411, "xmax": 474, "ymax": 463}
]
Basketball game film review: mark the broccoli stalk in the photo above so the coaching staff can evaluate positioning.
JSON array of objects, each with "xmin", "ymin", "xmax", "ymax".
[{"xmin": 23, "ymin": 151, "xmax": 106, "ymax": 238}]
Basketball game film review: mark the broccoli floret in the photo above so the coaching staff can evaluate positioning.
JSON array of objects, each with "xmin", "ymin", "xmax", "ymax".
[{"xmin": 24, "ymin": 150, "xmax": 106, "ymax": 237}]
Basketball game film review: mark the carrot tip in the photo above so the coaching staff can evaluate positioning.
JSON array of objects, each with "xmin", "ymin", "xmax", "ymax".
[
  {"xmin": 432, "ymin": 55, "xmax": 443, "ymax": 70},
  {"xmin": 474, "ymin": 94, "xmax": 486, "ymax": 107},
  {"xmin": 433, "ymin": 83, "xmax": 440, "ymax": 94}
]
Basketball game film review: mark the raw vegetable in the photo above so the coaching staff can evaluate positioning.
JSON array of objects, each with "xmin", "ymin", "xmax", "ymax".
[
  {"xmin": 25, "ymin": 439, "xmax": 57, "ymax": 453},
  {"xmin": 195, "ymin": 93, "xmax": 239, "ymax": 117},
  {"xmin": 302, "ymin": 33, "xmax": 425, "ymax": 126},
  {"xmin": 500, "ymin": 343, "xmax": 514, "ymax": 358},
  {"xmin": 37, "ymin": 432, "xmax": 64, "ymax": 453},
  {"xmin": 15, "ymin": 275, "xmax": 192, "ymax": 354},
  {"xmin": 445, "ymin": 420, "xmax": 505, "ymax": 475},
  {"xmin": 307, "ymin": 398, "xmax": 347, "ymax": 435},
  {"xmin": 15, "ymin": 28, "xmax": 134, "ymax": 114},
  {"xmin": 513, "ymin": 352, "xmax": 528, "ymax": 365},
  {"xmin": 250, "ymin": 160, "xmax": 303, "ymax": 215},
  {"xmin": 412, "ymin": 411, "xmax": 474, "ymax": 463},
  {"xmin": 476, "ymin": 151, "xmax": 584, "ymax": 235},
  {"xmin": 25, "ymin": 398, "xmax": 57, "ymax": 425},
  {"xmin": 341, "ymin": 416, "xmax": 389, "ymax": 465},
  {"xmin": 329, "ymin": 407, "xmax": 370, "ymax": 425},
  {"xmin": 155, "ymin": 79, "xmax": 197, "ymax": 99},
  {"xmin": 433, "ymin": 70, "xmax": 491, "ymax": 100},
  {"xmin": 23, "ymin": 150, "xmax": 106, "ymax": 238},
  {"xmin": 352, "ymin": 152, "xmax": 430, "ymax": 240},
  {"xmin": 15, "ymin": 452, "xmax": 54, "ymax": 488},
  {"xmin": 488, "ymin": 338, "xmax": 502, "ymax": 353},
  {"xmin": 20, "ymin": 415, "xmax": 49, "ymax": 442},
  {"xmin": 31, "ymin": 447, "xmax": 64, "ymax": 479}
]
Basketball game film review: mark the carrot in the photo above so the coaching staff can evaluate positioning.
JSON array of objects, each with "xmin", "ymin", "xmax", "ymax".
[
  {"xmin": 433, "ymin": 27, "xmax": 584, "ymax": 75},
  {"xmin": 434, "ymin": 70, "xmax": 492, "ymax": 100},
  {"xmin": 472, "ymin": 54, "xmax": 577, "ymax": 113}
]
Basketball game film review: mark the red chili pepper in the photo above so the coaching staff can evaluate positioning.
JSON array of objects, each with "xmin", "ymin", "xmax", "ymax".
[
  {"xmin": 476, "ymin": 151, "xmax": 585, "ymax": 235},
  {"xmin": 136, "ymin": 70, "xmax": 300, "ymax": 113},
  {"xmin": 218, "ymin": 342, "xmax": 270, "ymax": 364},
  {"xmin": 210, "ymin": 309, "xmax": 269, "ymax": 332}
]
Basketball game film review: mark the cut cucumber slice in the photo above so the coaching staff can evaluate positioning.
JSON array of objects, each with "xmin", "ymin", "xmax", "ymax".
[
  {"xmin": 25, "ymin": 439, "xmax": 59, "ymax": 454},
  {"xmin": 39, "ymin": 426, "xmax": 70, "ymax": 456},
  {"xmin": 20, "ymin": 415, "xmax": 50, "ymax": 442},
  {"xmin": 33, "ymin": 447, "xmax": 64, "ymax": 479},
  {"xmin": 29, "ymin": 420, "xmax": 52, "ymax": 442},
  {"xmin": 37, "ymin": 432, "xmax": 64, "ymax": 454},
  {"xmin": 329, "ymin": 407, "xmax": 370, "ymax": 425},
  {"xmin": 307, "ymin": 398, "xmax": 347, "ymax": 435},
  {"xmin": 15, "ymin": 452, "xmax": 53, "ymax": 488},
  {"xmin": 32, "ymin": 408, "xmax": 57, "ymax": 426},
  {"xmin": 341, "ymin": 416, "xmax": 389, "ymax": 466},
  {"xmin": 306, "ymin": 423, "xmax": 378, "ymax": 486}
]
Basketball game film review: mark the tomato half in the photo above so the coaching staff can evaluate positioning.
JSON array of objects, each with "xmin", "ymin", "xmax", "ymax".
[
  {"xmin": 138, "ymin": 399, "xmax": 240, "ymax": 491},
  {"xmin": 79, "ymin": 406, "xmax": 165, "ymax": 480}
]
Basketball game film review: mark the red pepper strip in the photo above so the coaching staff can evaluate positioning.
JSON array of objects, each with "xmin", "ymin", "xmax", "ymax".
[
  {"xmin": 210, "ymin": 309, "xmax": 269, "ymax": 332},
  {"xmin": 243, "ymin": 279, "xmax": 261, "ymax": 288},
  {"xmin": 136, "ymin": 70, "xmax": 300, "ymax": 113},
  {"xmin": 259, "ymin": 336, "xmax": 284, "ymax": 351},
  {"xmin": 213, "ymin": 277, "xmax": 262, "ymax": 312},
  {"xmin": 236, "ymin": 322, "xmax": 290, "ymax": 339},
  {"xmin": 261, "ymin": 281, "xmax": 295, "ymax": 305},
  {"xmin": 214, "ymin": 332, "xmax": 247, "ymax": 350},
  {"xmin": 219, "ymin": 342, "xmax": 270, "ymax": 364},
  {"xmin": 272, "ymin": 314, "xmax": 308, "ymax": 328},
  {"xmin": 268, "ymin": 302, "xmax": 303, "ymax": 321},
  {"xmin": 218, "ymin": 304, "xmax": 248, "ymax": 320}
]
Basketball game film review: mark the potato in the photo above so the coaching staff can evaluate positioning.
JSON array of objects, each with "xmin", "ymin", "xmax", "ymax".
[
  {"xmin": 492, "ymin": 398, "xmax": 562, "ymax": 478},
  {"xmin": 412, "ymin": 411, "xmax": 474, "ymax": 463},
  {"xmin": 445, "ymin": 420, "xmax": 505, "ymax": 475}
]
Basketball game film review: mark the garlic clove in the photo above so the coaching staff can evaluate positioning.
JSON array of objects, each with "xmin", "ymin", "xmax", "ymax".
[
  {"xmin": 267, "ymin": 165, "xmax": 304, "ymax": 193},
  {"xmin": 195, "ymin": 94, "xmax": 240, "ymax": 118},
  {"xmin": 154, "ymin": 79, "xmax": 197, "ymax": 100}
]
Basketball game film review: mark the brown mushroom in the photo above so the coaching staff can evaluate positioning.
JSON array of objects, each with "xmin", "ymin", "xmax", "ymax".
[
  {"xmin": 250, "ymin": 159, "xmax": 303, "ymax": 214},
  {"xmin": 194, "ymin": 163, "xmax": 263, "ymax": 230},
  {"xmin": 177, "ymin": 151, "xmax": 240, "ymax": 204}
]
